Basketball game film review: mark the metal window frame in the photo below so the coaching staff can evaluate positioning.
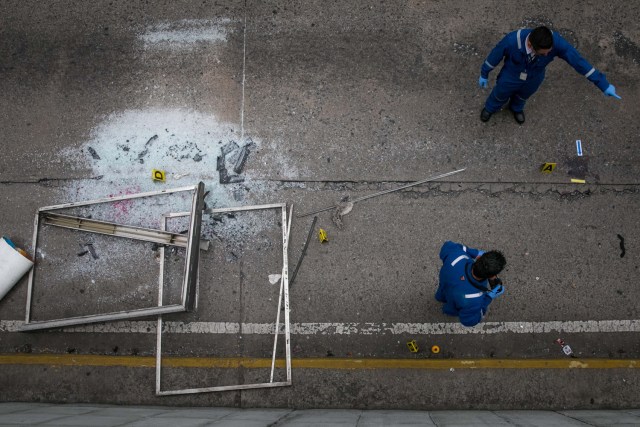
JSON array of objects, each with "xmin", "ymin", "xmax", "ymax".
[
  {"xmin": 20, "ymin": 183, "xmax": 205, "ymax": 331},
  {"xmin": 156, "ymin": 203, "xmax": 292, "ymax": 395}
]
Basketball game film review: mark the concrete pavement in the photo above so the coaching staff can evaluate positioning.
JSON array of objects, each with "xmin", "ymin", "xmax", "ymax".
[
  {"xmin": 0, "ymin": 0, "xmax": 639, "ymax": 410},
  {"xmin": 1, "ymin": 403, "xmax": 640, "ymax": 426}
]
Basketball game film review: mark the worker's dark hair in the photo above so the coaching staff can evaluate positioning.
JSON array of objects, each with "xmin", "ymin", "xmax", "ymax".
[
  {"xmin": 530, "ymin": 26, "xmax": 553, "ymax": 50},
  {"xmin": 472, "ymin": 251, "xmax": 506, "ymax": 279}
]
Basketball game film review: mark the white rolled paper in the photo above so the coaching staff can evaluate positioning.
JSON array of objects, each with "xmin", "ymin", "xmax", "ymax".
[{"xmin": 0, "ymin": 237, "xmax": 34, "ymax": 302}]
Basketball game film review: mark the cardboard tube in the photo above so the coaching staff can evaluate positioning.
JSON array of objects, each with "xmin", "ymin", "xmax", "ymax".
[{"xmin": 0, "ymin": 237, "xmax": 34, "ymax": 301}]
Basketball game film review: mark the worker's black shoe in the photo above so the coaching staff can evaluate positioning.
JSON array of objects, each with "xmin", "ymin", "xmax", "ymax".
[
  {"xmin": 480, "ymin": 108, "xmax": 492, "ymax": 122},
  {"xmin": 513, "ymin": 110, "xmax": 525, "ymax": 124}
]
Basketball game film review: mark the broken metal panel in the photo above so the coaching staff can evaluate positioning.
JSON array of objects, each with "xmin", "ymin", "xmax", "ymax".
[
  {"xmin": 183, "ymin": 182, "xmax": 204, "ymax": 311},
  {"xmin": 156, "ymin": 202, "xmax": 292, "ymax": 395},
  {"xmin": 21, "ymin": 184, "xmax": 204, "ymax": 331},
  {"xmin": 281, "ymin": 204, "xmax": 292, "ymax": 382},
  {"xmin": 270, "ymin": 205, "xmax": 293, "ymax": 382}
]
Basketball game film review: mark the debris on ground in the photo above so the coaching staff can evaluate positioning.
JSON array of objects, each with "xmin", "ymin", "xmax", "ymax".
[
  {"xmin": 217, "ymin": 139, "xmax": 255, "ymax": 184},
  {"xmin": 331, "ymin": 197, "xmax": 353, "ymax": 229},
  {"xmin": 268, "ymin": 274, "xmax": 282, "ymax": 284},
  {"xmin": 318, "ymin": 228, "xmax": 328, "ymax": 243},
  {"xmin": 85, "ymin": 243, "xmax": 99, "ymax": 260},
  {"xmin": 407, "ymin": 340, "xmax": 419, "ymax": 353},
  {"xmin": 555, "ymin": 338, "xmax": 575, "ymax": 357},
  {"xmin": 87, "ymin": 147, "xmax": 101, "ymax": 160},
  {"xmin": 617, "ymin": 234, "xmax": 626, "ymax": 258}
]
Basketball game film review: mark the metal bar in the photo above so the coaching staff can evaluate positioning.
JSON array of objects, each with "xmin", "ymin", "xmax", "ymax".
[
  {"xmin": 38, "ymin": 185, "xmax": 199, "ymax": 212},
  {"xmin": 156, "ymin": 214, "xmax": 168, "ymax": 395},
  {"xmin": 24, "ymin": 213, "xmax": 40, "ymax": 323},
  {"xmin": 41, "ymin": 213, "xmax": 210, "ymax": 249},
  {"xmin": 296, "ymin": 168, "xmax": 466, "ymax": 218},
  {"xmin": 20, "ymin": 304, "xmax": 186, "ymax": 331},
  {"xmin": 204, "ymin": 203, "xmax": 286, "ymax": 214},
  {"xmin": 183, "ymin": 182, "xmax": 205, "ymax": 310},
  {"xmin": 289, "ymin": 216, "xmax": 317, "ymax": 288},
  {"xmin": 156, "ymin": 381, "xmax": 291, "ymax": 396}
]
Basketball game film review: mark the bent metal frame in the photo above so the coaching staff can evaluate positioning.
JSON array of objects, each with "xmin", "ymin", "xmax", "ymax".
[
  {"xmin": 155, "ymin": 203, "xmax": 292, "ymax": 394},
  {"xmin": 21, "ymin": 183, "xmax": 205, "ymax": 331}
]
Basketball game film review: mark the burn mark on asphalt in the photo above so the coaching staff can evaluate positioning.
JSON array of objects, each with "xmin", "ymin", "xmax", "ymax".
[
  {"xmin": 617, "ymin": 234, "xmax": 625, "ymax": 258},
  {"xmin": 614, "ymin": 32, "xmax": 640, "ymax": 66}
]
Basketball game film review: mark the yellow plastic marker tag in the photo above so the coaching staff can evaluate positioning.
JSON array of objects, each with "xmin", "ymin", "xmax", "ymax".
[
  {"xmin": 152, "ymin": 169, "xmax": 166, "ymax": 182},
  {"xmin": 431, "ymin": 345, "xmax": 441, "ymax": 354},
  {"xmin": 407, "ymin": 340, "xmax": 419, "ymax": 353},
  {"xmin": 540, "ymin": 162, "xmax": 556, "ymax": 174},
  {"xmin": 318, "ymin": 228, "xmax": 328, "ymax": 243},
  {"xmin": 571, "ymin": 179, "xmax": 586, "ymax": 184}
]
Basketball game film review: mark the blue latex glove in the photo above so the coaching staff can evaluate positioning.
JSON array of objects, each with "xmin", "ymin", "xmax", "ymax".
[
  {"xmin": 477, "ymin": 250, "xmax": 486, "ymax": 258},
  {"xmin": 478, "ymin": 76, "xmax": 488, "ymax": 88},
  {"xmin": 486, "ymin": 284, "xmax": 505, "ymax": 300},
  {"xmin": 604, "ymin": 84, "xmax": 621, "ymax": 99}
]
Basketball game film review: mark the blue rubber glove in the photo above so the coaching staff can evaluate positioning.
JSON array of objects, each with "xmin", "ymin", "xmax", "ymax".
[
  {"xmin": 477, "ymin": 250, "xmax": 486, "ymax": 258},
  {"xmin": 478, "ymin": 76, "xmax": 488, "ymax": 88},
  {"xmin": 604, "ymin": 84, "xmax": 621, "ymax": 99},
  {"xmin": 486, "ymin": 284, "xmax": 505, "ymax": 300}
]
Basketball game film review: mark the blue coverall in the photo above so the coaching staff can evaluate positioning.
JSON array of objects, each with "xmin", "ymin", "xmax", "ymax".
[
  {"xmin": 435, "ymin": 241, "xmax": 494, "ymax": 327},
  {"xmin": 481, "ymin": 29, "xmax": 610, "ymax": 113}
]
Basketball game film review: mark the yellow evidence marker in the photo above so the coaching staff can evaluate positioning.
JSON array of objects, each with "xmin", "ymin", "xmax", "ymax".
[
  {"xmin": 152, "ymin": 169, "xmax": 166, "ymax": 182},
  {"xmin": 318, "ymin": 228, "xmax": 328, "ymax": 243},
  {"xmin": 431, "ymin": 345, "xmax": 441, "ymax": 354},
  {"xmin": 540, "ymin": 162, "xmax": 556, "ymax": 174},
  {"xmin": 407, "ymin": 340, "xmax": 419, "ymax": 353}
]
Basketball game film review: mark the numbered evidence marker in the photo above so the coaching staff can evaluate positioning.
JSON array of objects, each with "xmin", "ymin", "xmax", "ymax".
[
  {"xmin": 152, "ymin": 169, "xmax": 166, "ymax": 182},
  {"xmin": 540, "ymin": 162, "xmax": 556, "ymax": 174},
  {"xmin": 576, "ymin": 139, "xmax": 583, "ymax": 156},
  {"xmin": 407, "ymin": 340, "xmax": 419, "ymax": 353}
]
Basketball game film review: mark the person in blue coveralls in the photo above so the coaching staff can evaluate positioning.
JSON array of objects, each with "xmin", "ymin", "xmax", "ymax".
[
  {"xmin": 478, "ymin": 26, "xmax": 621, "ymax": 124},
  {"xmin": 436, "ymin": 241, "xmax": 506, "ymax": 327}
]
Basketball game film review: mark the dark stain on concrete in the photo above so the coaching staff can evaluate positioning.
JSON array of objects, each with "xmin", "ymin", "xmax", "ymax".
[
  {"xmin": 613, "ymin": 32, "xmax": 640, "ymax": 66},
  {"xmin": 564, "ymin": 156, "xmax": 589, "ymax": 180}
]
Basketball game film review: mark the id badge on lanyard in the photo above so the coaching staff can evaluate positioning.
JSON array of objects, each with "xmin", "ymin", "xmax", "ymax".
[{"xmin": 519, "ymin": 72, "xmax": 527, "ymax": 81}]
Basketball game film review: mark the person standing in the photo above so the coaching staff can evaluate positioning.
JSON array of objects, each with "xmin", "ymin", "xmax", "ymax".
[
  {"xmin": 435, "ymin": 241, "xmax": 506, "ymax": 327},
  {"xmin": 478, "ymin": 26, "xmax": 621, "ymax": 124}
]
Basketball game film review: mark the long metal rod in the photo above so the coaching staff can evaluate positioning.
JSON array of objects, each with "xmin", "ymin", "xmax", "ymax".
[
  {"xmin": 24, "ymin": 213, "xmax": 40, "ymax": 324},
  {"xmin": 182, "ymin": 182, "xmax": 205, "ymax": 310},
  {"xmin": 204, "ymin": 203, "xmax": 286, "ymax": 214},
  {"xmin": 297, "ymin": 168, "xmax": 466, "ymax": 218},
  {"xmin": 289, "ymin": 216, "xmax": 317, "ymax": 288},
  {"xmin": 20, "ymin": 304, "xmax": 186, "ymax": 331},
  {"xmin": 157, "ymin": 381, "xmax": 291, "ymax": 396},
  {"xmin": 38, "ymin": 185, "xmax": 199, "ymax": 212}
]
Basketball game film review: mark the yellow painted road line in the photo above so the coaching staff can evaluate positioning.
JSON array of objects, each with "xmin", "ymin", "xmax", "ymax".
[{"xmin": 0, "ymin": 354, "xmax": 637, "ymax": 369}]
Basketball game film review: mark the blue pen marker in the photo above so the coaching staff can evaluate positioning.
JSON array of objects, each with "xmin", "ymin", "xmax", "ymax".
[{"xmin": 576, "ymin": 140, "xmax": 583, "ymax": 156}]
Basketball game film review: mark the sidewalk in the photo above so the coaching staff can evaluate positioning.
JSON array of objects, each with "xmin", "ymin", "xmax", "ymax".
[{"xmin": 1, "ymin": 402, "xmax": 639, "ymax": 426}]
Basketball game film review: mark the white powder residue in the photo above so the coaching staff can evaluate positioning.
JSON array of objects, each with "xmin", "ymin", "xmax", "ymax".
[
  {"xmin": 55, "ymin": 108, "xmax": 288, "ymax": 275},
  {"xmin": 141, "ymin": 19, "xmax": 232, "ymax": 49}
]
